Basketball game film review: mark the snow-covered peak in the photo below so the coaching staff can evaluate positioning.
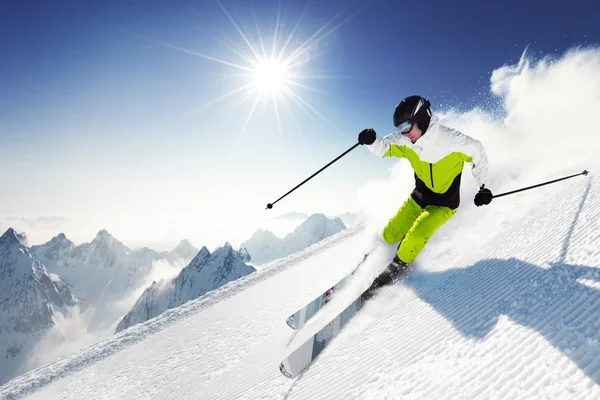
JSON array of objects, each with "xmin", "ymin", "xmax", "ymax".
[
  {"xmin": 305, "ymin": 213, "xmax": 329, "ymax": 223},
  {"xmin": 0, "ymin": 229, "xmax": 78, "ymax": 384},
  {"xmin": 287, "ymin": 213, "xmax": 344, "ymax": 238},
  {"xmin": 189, "ymin": 246, "xmax": 211, "ymax": 267},
  {"xmin": 0, "ymin": 229, "xmax": 33, "ymax": 272},
  {"xmin": 47, "ymin": 233, "xmax": 69, "ymax": 244},
  {"xmin": 116, "ymin": 242, "xmax": 256, "ymax": 332},
  {"xmin": 170, "ymin": 239, "xmax": 198, "ymax": 261},
  {"xmin": 172, "ymin": 239, "xmax": 194, "ymax": 252},
  {"xmin": 186, "ymin": 244, "xmax": 250, "ymax": 274},
  {"xmin": 0, "ymin": 228, "xmax": 22, "ymax": 248},
  {"xmin": 91, "ymin": 229, "xmax": 116, "ymax": 244},
  {"xmin": 72, "ymin": 229, "xmax": 130, "ymax": 266},
  {"xmin": 248, "ymin": 229, "xmax": 280, "ymax": 242},
  {"xmin": 38, "ymin": 233, "xmax": 73, "ymax": 249},
  {"xmin": 209, "ymin": 243, "xmax": 251, "ymax": 268},
  {"xmin": 30, "ymin": 233, "xmax": 76, "ymax": 263},
  {"xmin": 88, "ymin": 229, "xmax": 130, "ymax": 256}
]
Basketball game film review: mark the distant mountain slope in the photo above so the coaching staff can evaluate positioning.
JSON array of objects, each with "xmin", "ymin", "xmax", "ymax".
[
  {"xmin": 115, "ymin": 243, "xmax": 255, "ymax": 332},
  {"xmin": 241, "ymin": 213, "xmax": 346, "ymax": 264},
  {"xmin": 0, "ymin": 228, "xmax": 77, "ymax": 385}
]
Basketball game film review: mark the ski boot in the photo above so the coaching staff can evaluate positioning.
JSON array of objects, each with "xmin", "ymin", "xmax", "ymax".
[{"xmin": 361, "ymin": 255, "xmax": 410, "ymax": 301}]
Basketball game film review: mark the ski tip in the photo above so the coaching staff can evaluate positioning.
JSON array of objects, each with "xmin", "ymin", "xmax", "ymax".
[
  {"xmin": 279, "ymin": 362, "xmax": 293, "ymax": 378},
  {"xmin": 286, "ymin": 318, "xmax": 299, "ymax": 330}
]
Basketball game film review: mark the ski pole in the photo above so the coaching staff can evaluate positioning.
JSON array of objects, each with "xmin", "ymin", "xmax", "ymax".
[
  {"xmin": 266, "ymin": 143, "xmax": 361, "ymax": 210},
  {"xmin": 492, "ymin": 170, "xmax": 589, "ymax": 199}
]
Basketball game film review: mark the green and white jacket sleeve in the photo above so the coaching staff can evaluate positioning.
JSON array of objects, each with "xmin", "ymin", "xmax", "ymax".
[
  {"xmin": 443, "ymin": 127, "xmax": 490, "ymax": 189},
  {"xmin": 364, "ymin": 116, "xmax": 490, "ymax": 189},
  {"xmin": 366, "ymin": 131, "xmax": 412, "ymax": 158}
]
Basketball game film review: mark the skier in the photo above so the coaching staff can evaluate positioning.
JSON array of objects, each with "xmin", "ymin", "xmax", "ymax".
[{"xmin": 358, "ymin": 95, "xmax": 492, "ymax": 291}]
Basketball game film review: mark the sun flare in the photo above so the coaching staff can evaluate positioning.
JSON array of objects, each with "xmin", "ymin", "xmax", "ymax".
[
  {"xmin": 252, "ymin": 58, "xmax": 289, "ymax": 94},
  {"xmin": 152, "ymin": 1, "xmax": 352, "ymax": 158}
]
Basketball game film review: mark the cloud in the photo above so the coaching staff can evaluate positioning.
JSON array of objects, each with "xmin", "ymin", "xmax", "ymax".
[
  {"xmin": 437, "ymin": 46, "xmax": 600, "ymax": 190},
  {"xmin": 23, "ymin": 306, "xmax": 111, "ymax": 375},
  {"xmin": 1, "ymin": 215, "xmax": 70, "ymax": 232},
  {"xmin": 486, "ymin": 47, "xmax": 600, "ymax": 167},
  {"xmin": 113, "ymin": 257, "xmax": 187, "ymax": 313}
]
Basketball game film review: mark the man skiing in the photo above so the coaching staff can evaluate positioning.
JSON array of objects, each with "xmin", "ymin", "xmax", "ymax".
[{"xmin": 358, "ymin": 95, "xmax": 492, "ymax": 290}]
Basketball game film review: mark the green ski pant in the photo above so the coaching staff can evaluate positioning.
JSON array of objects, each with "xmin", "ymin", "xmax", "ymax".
[{"xmin": 382, "ymin": 195, "xmax": 456, "ymax": 264}]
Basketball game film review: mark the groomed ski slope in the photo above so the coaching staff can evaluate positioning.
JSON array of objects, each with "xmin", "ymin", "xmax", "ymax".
[{"xmin": 2, "ymin": 172, "xmax": 600, "ymax": 399}]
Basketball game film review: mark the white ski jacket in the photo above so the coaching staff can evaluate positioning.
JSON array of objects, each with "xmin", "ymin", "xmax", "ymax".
[{"xmin": 366, "ymin": 115, "xmax": 490, "ymax": 208}]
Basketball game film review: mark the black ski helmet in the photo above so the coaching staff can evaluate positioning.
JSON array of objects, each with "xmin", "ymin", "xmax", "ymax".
[{"xmin": 393, "ymin": 95, "xmax": 432, "ymax": 133}]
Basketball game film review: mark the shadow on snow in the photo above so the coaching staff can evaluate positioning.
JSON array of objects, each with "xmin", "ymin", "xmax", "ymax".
[{"xmin": 405, "ymin": 180, "xmax": 599, "ymax": 382}]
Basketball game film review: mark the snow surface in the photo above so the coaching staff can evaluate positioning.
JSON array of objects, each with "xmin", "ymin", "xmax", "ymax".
[{"xmin": 0, "ymin": 170, "xmax": 599, "ymax": 399}]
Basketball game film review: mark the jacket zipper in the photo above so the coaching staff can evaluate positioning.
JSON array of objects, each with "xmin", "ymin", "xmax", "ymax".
[{"xmin": 430, "ymin": 163, "xmax": 434, "ymax": 188}]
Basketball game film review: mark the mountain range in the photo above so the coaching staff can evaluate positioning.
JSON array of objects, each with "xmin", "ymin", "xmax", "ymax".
[
  {"xmin": 30, "ymin": 231, "xmax": 198, "ymax": 305},
  {"xmin": 0, "ymin": 228, "xmax": 78, "ymax": 384},
  {"xmin": 0, "ymin": 213, "xmax": 352, "ymax": 384},
  {"xmin": 116, "ymin": 243, "xmax": 255, "ymax": 332}
]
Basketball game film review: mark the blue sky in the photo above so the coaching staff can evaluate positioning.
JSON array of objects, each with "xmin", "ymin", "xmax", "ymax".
[{"xmin": 1, "ymin": 0, "xmax": 599, "ymax": 250}]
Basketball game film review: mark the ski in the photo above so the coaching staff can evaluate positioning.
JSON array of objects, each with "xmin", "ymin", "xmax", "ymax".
[
  {"xmin": 286, "ymin": 253, "xmax": 370, "ymax": 330},
  {"xmin": 279, "ymin": 278, "xmax": 383, "ymax": 378}
]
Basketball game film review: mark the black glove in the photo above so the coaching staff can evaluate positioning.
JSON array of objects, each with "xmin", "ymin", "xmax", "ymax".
[
  {"xmin": 358, "ymin": 128, "xmax": 376, "ymax": 145},
  {"xmin": 474, "ymin": 185, "xmax": 493, "ymax": 207}
]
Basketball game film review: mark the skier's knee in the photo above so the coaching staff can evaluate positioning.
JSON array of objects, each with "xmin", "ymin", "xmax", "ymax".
[
  {"xmin": 380, "ymin": 228, "xmax": 396, "ymax": 245},
  {"xmin": 397, "ymin": 235, "xmax": 427, "ymax": 264}
]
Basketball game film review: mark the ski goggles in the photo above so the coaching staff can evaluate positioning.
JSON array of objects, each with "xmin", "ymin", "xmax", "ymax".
[{"xmin": 396, "ymin": 119, "xmax": 414, "ymax": 134}]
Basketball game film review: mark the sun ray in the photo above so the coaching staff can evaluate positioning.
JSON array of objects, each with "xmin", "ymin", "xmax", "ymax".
[
  {"xmin": 285, "ymin": 80, "xmax": 332, "ymax": 96},
  {"xmin": 271, "ymin": 91, "xmax": 285, "ymax": 153},
  {"xmin": 251, "ymin": 6, "xmax": 268, "ymax": 60},
  {"xmin": 284, "ymin": 87, "xmax": 339, "ymax": 131},
  {"xmin": 284, "ymin": 48, "xmax": 338, "ymax": 69},
  {"xmin": 143, "ymin": 35, "xmax": 254, "ymax": 72},
  {"xmin": 283, "ymin": 12, "xmax": 343, "ymax": 67},
  {"xmin": 277, "ymin": 4, "xmax": 309, "ymax": 62},
  {"xmin": 240, "ymin": 94, "xmax": 262, "ymax": 136},
  {"xmin": 194, "ymin": 82, "xmax": 254, "ymax": 110},
  {"xmin": 271, "ymin": 2, "xmax": 283, "ymax": 60},
  {"xmin": 216, "ymin": 0, "xmax": 262, "ymax": 61},
  {"xmin": 218, "ymin": 37, "xmax": 257, "ymax": 66},
  {"xmin": 278, "ymin": 92, "xmax": 304, "ymax": 136},
  {"xmin": 229, "ymin": 94, "xmax": 263, "ymax": 164},
  {"xmin": 285, "ymin": 94, "xmax": 326, "ymax": 132},
  {"xmin": 284, "ymin": 5, "xmax": 362, "ymax": 68},
  {"xmin": 293, "ymin": 73, "xmax": 349, "ymax": 80},
  {"xmin": 239, "ymin": 89, "xmax": 257, "ymax": 104}
]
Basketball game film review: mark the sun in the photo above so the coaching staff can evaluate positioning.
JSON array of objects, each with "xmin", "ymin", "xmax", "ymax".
[
  {"xmin": 147, "ymin": 0, "xmax": 354, "ymax": 155},
  {"xmin": 252, "ymin": 58, "xmax": 289, "ymax": 94}
]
